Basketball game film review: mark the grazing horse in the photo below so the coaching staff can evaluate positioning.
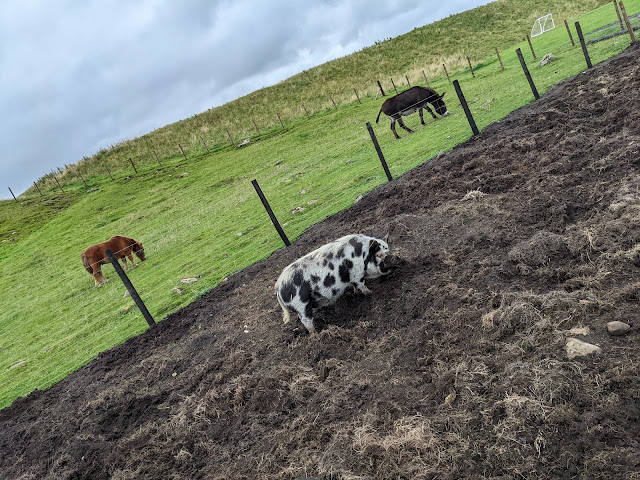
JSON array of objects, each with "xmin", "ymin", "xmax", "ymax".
[
  {"xmin": 81, "ymin": 235, "xmax": 146, "ymax": 286},
  {"xmin": 376, "ymin": 86, "xmax": 448, "ymax": 139}
]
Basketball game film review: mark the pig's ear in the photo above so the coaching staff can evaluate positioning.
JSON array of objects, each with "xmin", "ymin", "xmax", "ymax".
[{"xmin": 367, "ymin": 240, "xmax": 380, "ymax": 263}]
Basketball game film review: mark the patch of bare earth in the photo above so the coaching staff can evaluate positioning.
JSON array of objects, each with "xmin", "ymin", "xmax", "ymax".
[{"xmin": 1, "ymin": 44, "xmax": 639, "ymax": 479}]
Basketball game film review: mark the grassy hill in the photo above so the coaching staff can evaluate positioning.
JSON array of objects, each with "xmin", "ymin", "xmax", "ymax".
[{"xmin": 0, "ymin": 0, "xmax": 637, "ymax": 408}]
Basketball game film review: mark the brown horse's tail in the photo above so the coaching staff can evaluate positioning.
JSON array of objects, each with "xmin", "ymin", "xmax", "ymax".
[{"xmin": 81, "ymin": 253, "xmax": 93, "ymax": 274}]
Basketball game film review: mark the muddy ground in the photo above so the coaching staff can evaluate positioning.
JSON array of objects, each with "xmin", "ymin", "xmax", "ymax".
[{"xmin": 1, "ymin": 44, "xmax": 639, "ymax": 480}]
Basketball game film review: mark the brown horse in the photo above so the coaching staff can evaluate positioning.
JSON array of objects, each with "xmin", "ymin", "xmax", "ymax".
[{"xmin": 81, "ymin": 236, "xmax": 146, "ymax": 286}]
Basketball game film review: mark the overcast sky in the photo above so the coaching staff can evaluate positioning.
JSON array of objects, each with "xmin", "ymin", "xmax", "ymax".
[{"xmin": 0, "ymin": 0, "xmax": 493, "ymax": 199}]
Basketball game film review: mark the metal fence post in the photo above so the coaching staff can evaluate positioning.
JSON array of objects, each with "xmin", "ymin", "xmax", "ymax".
[
  {"xmin": 516, "ymin": 48, "xmax": 540, "ymax": 100},
  {"xmin": 252, "ymin": 179, "xmax": 291, "ymax": 247},
  {"xmin": 452, "ymin": 80, "xmax": 479, "ymax": 136},
  {"xmin": 106, "ymin": 249, "xmax": 155, "ymax": 328},
  {"xmin": 366, "ymin": 122, "xmax": 393, "ymax": 182},
  {"xmin": 575, "ymin": 22, "xmax": 593, "ymax": 68}
]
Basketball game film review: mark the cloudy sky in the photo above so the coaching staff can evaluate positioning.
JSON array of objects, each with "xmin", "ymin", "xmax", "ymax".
[{"xmin": 0, "ymin": 0, "xmax": 493, "ymax": 199}]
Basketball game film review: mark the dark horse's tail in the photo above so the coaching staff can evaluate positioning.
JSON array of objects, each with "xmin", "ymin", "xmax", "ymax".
[
  {"xmin": 81, "ymin": 253, "xmax": 93, "ymax": 274},
  {"xmin": 376, "ymin": 108, "xmax": 383, "ymax": 124}
]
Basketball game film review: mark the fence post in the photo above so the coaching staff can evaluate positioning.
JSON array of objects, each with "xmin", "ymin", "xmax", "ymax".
[
  {"xmin": 178, "ymin": 144, "xmax": 188, "ymax": 161},
  {"xmin": 105, "ymin": 249, "xmax": 155, "ymax": 328},
  {"xmin": 201, "ymin": 136, "xmax": 210, "ymax": 153},
  {"xmin": 466, "ymin": 57, "xmax": 475, "ymax": 78},
  {"xmin": 443, "ymin": 63, "xmax": 451, "ymax": 84},
  {"xmin": 330, "ymin": 95, "xmax": 337, "ymax": 110},
  {"xmin": 302, "ymin": 104, "xmax": 310, "ymax": 119},
  {"xmin": 452, "ymin": 80, "xmax": 479, "ymax": 136},
  {"xmin": 353, "ymin": 88, "xmax": 361, "ymax": 104},
  {"xmin": 422, "ymin": 70, "xmax": 430, "ymax": 87},
  {"xmin": 153, "ymin": 150, "xmax": 162, "ymax": 166},
  {"xmin": 54, "ymin": 177, "xmax": 65, "ymax": 193},
  {"xmin": 614, "ymin": 0, "xmax": 624, "ymax": 30},
  {"xmin": 564, "ymin": 20, "xmax": 575, "ymax": 46},
  {"xmin": 526, "ymin": 34, "xmax": 537, "ymax": 60},
  {"xmin": 405, "ymin": 75, "xmax": 411, "ymax": 87},
  {"xmin": 226, "ymin": 129, "xmax": 234, "ymax": 145},
  {"xmin": 251, "ymin": 179, "xmax": 291, "ymax": 247},
  {"xmin": 106, "ymin": 167, "xmax": 114, "ymax": 181},
  {"xmin": 277, "ymin": 113, "xmax": 285, "ymax": 130},
  {"xmin": 495, "ymin": 48, "xmax": 505, "ymax": 70},
  {"xmin": 516, "ymin": 48, "xmax": 540, "ymax": 100},
  {"xmin": 78, "ymin": 172, "xmax": 88, "ymax": 188},
  {"xmin": 619, "ymin": 2, "xmax": 637, "ymax": 43},
  {"xmin": 377, "ymin": 80, "xmax": 386, "ymax": 96},
  {"xmin": 252, "ymin": 119, "xmax": 261, "ymax": 136},
  {"xmin": 8, "ymin": 187, "xmax": 16, "ymax": 201},
  {"xmin": 366, "ymin": 122, "xmax": 393, "ymax": 182},
  {"xmin": 390, "ymin": 78, "xmax": 398, "ymax": 94},
  {"xmin": 574, "ymin": 22, "xmax": 593, "ymax": 68},
  {"xmin": 129, "ymin": 157, "xmax": 138, "ymax": 174},
  {"xmin": 33, "ymin": 182, "xmax": 43, "ymax": 196}
]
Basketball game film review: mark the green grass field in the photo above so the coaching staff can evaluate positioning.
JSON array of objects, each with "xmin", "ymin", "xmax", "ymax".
[{"xmin": 1, "ymin": 0, "xmax": 638, "ymax": 409}]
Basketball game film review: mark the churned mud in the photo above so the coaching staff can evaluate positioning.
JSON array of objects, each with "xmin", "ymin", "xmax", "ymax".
[{"xmin": 1, "ymin": 43, "xmax": 639, "ymax": 480}]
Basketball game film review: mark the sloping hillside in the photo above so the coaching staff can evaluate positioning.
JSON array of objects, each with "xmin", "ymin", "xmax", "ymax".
[{"xmin": 1, "ymin": 42, "xmax": 638, "ymax": 480}]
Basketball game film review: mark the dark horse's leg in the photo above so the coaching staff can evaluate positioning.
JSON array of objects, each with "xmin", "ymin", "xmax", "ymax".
[
  {"xmin": 419, "ymin": 108, "xmax": 426, "ymax": 125},
  {"xmin": 397, "ymin": 117, "xmax": 414, "ymax": 134},
  {"xmin": 424, "ymin": 104, "xmax": 437, "ymax": 120},
  {"xmin": 390, "ymin": 119, "xmax": 401, "ymax": 139}
]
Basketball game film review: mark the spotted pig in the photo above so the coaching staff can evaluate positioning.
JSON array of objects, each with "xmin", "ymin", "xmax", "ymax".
[{"xmin": 275, "ymin": 234, "xmax": 391, "ymax": 334}]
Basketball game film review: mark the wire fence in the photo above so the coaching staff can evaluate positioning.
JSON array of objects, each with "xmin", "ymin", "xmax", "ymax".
[{"xmin": 1, "ymin": 2, "xmax": 638, "ymax": 408}]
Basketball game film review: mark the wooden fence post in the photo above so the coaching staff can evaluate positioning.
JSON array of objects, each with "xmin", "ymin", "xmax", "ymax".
[
  {"xmin": 443, "ymin": 63, "xmax": 451, "ymax": 84},
  {"xmin": 302, "ymin": 104, "xmax": 310, "ymax": 119},
  {"xmin": 78, "ymin": 172, "xmax": 88, "ymax": 188},
  {"xmin": 353, "ymin": 88, "xmax": 361, "ymax": 104},
  {"xmin": 366, "ymin": 122, "xmax": 392, "ymax": 182},
  {"xmin": 377, "ymin": 80, "xmax": 386, "ymax": 96},
  {"xmin": 8, "ymin": 187, "xmax": 16, "ymax": 201},
  {"xmin": 251, "ymin": 179, "xmax": 291, "ymax": 247},
  {"xmin": 495, "ymin": 48, "xmax": 505, "ymax": 70},
  {"xmin": 201, "ymin": 136, "xmax": 210, "ymax": 153},
  {"xmin": 564, "ymin": 20, "xmax": 575, "ymax": 46},
  {"xmin": 33, "ymin": 182, "xmax": 43, "ymax": 196},
  {"xmin": 516, "ymin": 48, "xmax": 540, "ymax": 100},
  {"xmin": 405, "ymin": 75, "xmax": 411, "ymax": 87},
  {"xmin": 466, "ymin": 57, "xmax": 475, "ymax": 78},
  {"xmin": 226, "ymin": 129, "xmax": 234, "ymax": 145},
  {"xmin": 390, "ymin": 78, "xmax": 398, "ymax": 94},
  {"xmin": 330, "ymin": 95, "xmax": 337, "ymax": 110},
  {"xmin": 422, "ymin": 70, "xmax": 431, "ymax": 87},
  {"xmin": 526, "ymin": 34, "xmax": 537, "ymax": 60},
  {"xmin": 277, "ymin": 113, "xmax": 285, "ymax": 130},
  {"xmin": 106, "ymin": 249, "xmax": 155, "ymax": 328},
  {"xmin": 129, "ymin": 157, "xmax": 138, "ymax": 174},
  {"xmin": 614, "ymin": 0, "xmax": 624, "ymax": 30},
  {"xmin": 575, "ymin": 22, "xmax": 593, "ymax": 68},
  {"xmin": 54, "ymin": 177, "xmax": 65, "ymax": 193},
  {"xmin": 619, "ymin": 2, "xmax": 637, "ymax": 43},
  {"xmin": 153, "ymin": 150, "xmax": 162, "ymax": 166},
  {"xmin": 178, "ymin": 144, "xmax": 188, "ymax": 161},
  {"xmin": 452, "ymin": 80, "xmax": 479, "ymax": 136},
  {"xmin": 252, "ymin": 119, "xmax": 261, "ymax": 136},
  {"xmin": 107, "ymin": 168, "xmax": 114, "ymax": 181}
]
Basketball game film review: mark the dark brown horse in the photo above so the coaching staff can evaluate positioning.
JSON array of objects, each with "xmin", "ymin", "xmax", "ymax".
[{"xmin": 81, "ymin": 236, "xmax": 146, "ymax": 286}]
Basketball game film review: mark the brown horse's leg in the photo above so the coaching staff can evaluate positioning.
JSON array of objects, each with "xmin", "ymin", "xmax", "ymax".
[
  {"xmin": 121, "ymin": 257, "xmax": 129, "ymax": 271},
  {"xmin": 93, "ymin": 266, "xmax": 108, "ymax": 286},
  {"xmin": 128, "ymin": 253, "xmax": 138, "ymax": 267}
]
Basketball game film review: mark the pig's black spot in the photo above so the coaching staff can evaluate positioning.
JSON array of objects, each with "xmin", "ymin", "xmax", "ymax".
[
  {"xmin": 337, "ymin": 247, "xmax": 345, "ymax": 258},
  {"xmin": 324, "ymin": 274, "xmax": 336, "ymax": 287},
  {"xmin": 326, "ymin": 252, "xmax": 334, "ymax": 260},
  {"xmin": 332, "ymin": 288, "xmax": 339, "ymax": 296},
  {"xmin": 339, "ymin": 259, "xmax": 353, "ymax": 283},
  {"xmin": 328, "ymin": 262, "xmax": 334, "ymax": 270},
  {"xmin": 299, "ymin": 281, "xmax": 311, "ymax": 303},
  {"xmin": 349, "ymin": 238, "xmax": 363, "ymax": 257},
  {"xmin": 311, "ymin": 274, "xmax": 320, "ymax": 284},
  {"xmin": 280, "ymin": 282, "xmax": 296, "ymax": 302},
  {"xmin": 322, "ymin": 259, "xmax": 328, "ymax": 267},
  {"xmin": 293, "ymin": 269, "xmax": 304, "ymax": 286}
]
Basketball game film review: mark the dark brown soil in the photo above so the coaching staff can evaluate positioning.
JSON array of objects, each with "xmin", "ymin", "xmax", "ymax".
[{"xmin": 1, "ymin": 44, "xmax": 639, "ymax": 480}]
